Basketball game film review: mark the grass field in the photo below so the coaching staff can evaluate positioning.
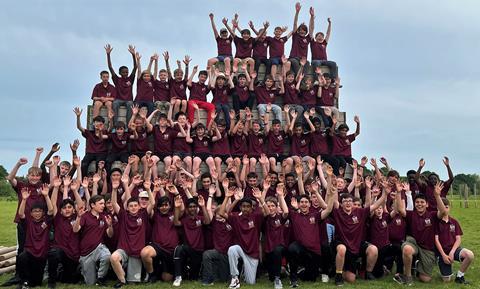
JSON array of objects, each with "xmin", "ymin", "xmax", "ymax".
[{"xmin": 0, "ymin": 199, "xmax": 478, "ymax": 288}]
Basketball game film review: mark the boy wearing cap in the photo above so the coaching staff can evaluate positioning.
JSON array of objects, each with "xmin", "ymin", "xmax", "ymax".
[{"xmin": 207, "ymin": 13, "xmax": 233, "ymax": 76}]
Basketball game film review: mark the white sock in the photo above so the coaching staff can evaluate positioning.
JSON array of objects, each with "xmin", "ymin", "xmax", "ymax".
[{"xmin": 457, "ymin": 271, "xmax": 465, "ymax": 278}]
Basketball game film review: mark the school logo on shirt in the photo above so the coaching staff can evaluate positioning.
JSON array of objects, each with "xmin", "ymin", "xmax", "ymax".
[
  {"xmin": 226, "ymin": 224, "xmax": 232, "ymax": 231},
  {"xmin": 121, "ymin": 140, "xmax": 127, "ymax": 145},
  {"xmin": 107, "ymin": 92, "xmax": 111, "ymax": 97},
  {"xmin": 424, "ymin": 218, "xmax": 432, "ymax": 227},
  {"xmin": 309, "ymin": 217, "xmax": 315, "ymax": 224},
  {"xmin": 166, "ymin": 84, "xmax": 170, "ymax": 89},
  {"xmin": 163, "ymin": 134, "xmax": 169, "ymax": 140},
  {"xmin": 41, "ymin": 222, "xmax": 47, "ymax": 230},
  {"xmin": 248, "ymin": 220, "xmax": 255, "ymax": 228},
  {"xmin": 226, "ymin": 40, "xmax": 230, "ymax": 44},
  {"xmin": 352, "ymin": 216, "xmax": 359, "ymax": 224},
  {"xmin": 291, "ymin": 189, "xmax": 297, "ymax": 196},
  {"xmin": 148, "ymin": 82, "xmax": 152, "ymax": 87},
  {"xmin": 277, "ymin": 135, "xmax": 283, "ymax": 141},
  {"xmin": 345, "ymin": 139, "xmax": 350, "ymax": 145},
  {"xmin": 284, "ymin": 219, "xmax": 290, "ymax": 227},
  {"xmin": 310, "ymin": 90, "xmax": 315, "ymax": 95},
  {"xmin": 70, "ymin": 219, "xmax": 76, "ymax": 226},
  {"xmin": 126, "ymin": 81, "xmax": 131, "ymax": 86},
  {"xmin": 203, "ymin": 141, "xmax": 208, "ymax": 146},
  {"xmin": 180, "ymin": 84, "xmax": 184, "ymax": 89},
  {"xmin": 263, "ymin": 42, "xmax": 268, "ymax": 47},
  {"xmin": 381, "ymin": 220, "xmax": 388, "ymax": 228},
  {"xmin": 196, "ymin": 219, "xmax": 202, "ymax": 227},
  {"xmin": 169, "ymin": 215, "xmax": 174, "ymax": 222},
  {"xmin": 290, "ymin": 84, "xmax": 295, "ymax": 89},
  {"xmin": 142, "ymin": 133, "xmax": 147, "ymax": 138},
  {"xmin": 223, "ymin": 90, "xmax": 227, "ymax": 95},
  {"xmin": 300, "ymin": 139, "xmax": 306, "ymax": 145},
  {"xmin": 113, "ymin": 215, "xmax": 118, "ymax": 224},
  {"xmin": 137, "ymin": 218, "xmax": 143, "ymax": 226},
  {"xmin": 258, "ymin": 138, "xmax": 263, "ymax": 144},
  {"xmin": 274, "ymin": 219, "xmax": 281, "ymax": 227},
  {"xmin": 202, "ymin": 87, "xmax": 206, "ymax": 91},
  {"xmin": 99, "ymin": 220, "xmax": 105, "ymax": 227},
  {"xmin": 302, "ymin": 38, "xmax": 308, "ymax": 43},
  {"xmin": 269, "ymin": 93, "xmax": 275, "ymax": 98},
  {"xmin": 449, "ymin": 224, "xmax": 456, "ymax": 232},
  {"xmin": 395, "ymin": 218, "xmax": 402, "ymax": 226}
]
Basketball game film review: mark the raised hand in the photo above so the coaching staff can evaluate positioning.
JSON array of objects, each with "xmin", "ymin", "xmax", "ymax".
[
  {"xmin": 354, "ymin": 115, "xmax": 360, "ymax": 123},
  {"xmin": 105, "ymin": 215, "xmax": 112, "ymax": 226},
  {"xmin": 252, "ymin": 187, "xmax": 262, "ymax": 200},
  {"xmin": 222, "ymin": 17, "xmax": 228, "ymax": 25},
  {"xmin": 248, "ymin": 20, "xmax": 254, "ymax": 29},
  {"xmin": 51, "ymin": 143, "xmax": 60, "ymax": 153},
  {"xmin": 82, "ymin": 177, "xmax": 89, "ymax": 188},
  {"xmin": 53, "ymin": 176, "xmax": 62, "ymax": 188},
  {"xmin": 295, "ymin": 2, "xmax": 301, "ymax": 12},
  {"xmin": 361, "ymin": 156, "xmax": 368, "ymax": 166},
  {"xmin": 73, "ymin": 107, "xmax": 83, "ymax": 117},
  {"xmin": 364, "ymin": 176, "xmax": 372, "ymax": 189},
  {"xmin": 92, "ymin": 173, "xmax": 101, "ymax": 183},
  {"xmin": 300, "ymin": 57, "xmax": 307, "ymax": 66},
  {"xmin": 380, "ymin": 157, "xmax": 388, "ymax": 166},
  {"xmin": 276, "ymin": 183, "xmax": 285, "ymax": 197},
  {"xmin": 104, "ymin": 44, "xmax": 113, "ymax": 54},
  {"xmin": 63, "ymin": 176, "xmax": 72, "ymax": 188},
  {"xmin": 434, "ymin": 181, "xmax": 444, "ymax": 196},
  {"xmin": 309, "ymin": 7, "xmax": 315, "ymax": 16},
  {"xmin": 53, "ymin": 155, "xmax": 61, "ymax": 164},
  {"xmin": 21, "ymin": 188, "xmax": 30, "ymax": 200},
  {"xmin": 327, "ymin": 17, "xmax": 332, "ymax": 24},
  {"xmin": 281, "ymin": 55, "xmax": 288, "ymax": 64},
  {"xmin": 234, "ymin": 188, "xmax": 244, "ymax": 200},
  {"xmin": 70, "ymin": 180, "xmax": 79, "ymax": 192},
  {"xmin": 70, "ymin": 139, "xmax": 80, "ymax": 152},
  {"xmin": 128, "ymin": 44, "xmax": 136, "ymax": 55},
  {"xmin": 198, "ymin": 195, "xmax": 206, "ymax": 207},
  {"xmin": 18, "ymin": 157, "xmax": 28, "ymax": 165},
  {"xmin": 183, "ymin": 55, "xmax": 191, "ymax": 65},
  {"xmin": 419, "ymin": 158, "xmax": 425, "ymax": 168},
  {"xmin": 41, "ymin": 184, "xmax": 49, "ymax": 196},
  {"xmin": 162, "ymin": 51, "xmax": 169, "ymax": 61},
  {"xmin": 294, "ymin": 163, "xmax": 303, "ymax": 175},
  {"xmin": 442, "ymin": 156, "xmax": 450, "ymax": 167},
  {"xmin": 370, "ymin": 158, "xmax": 378, "ymax": 168},
  {"xmin": 291, "ymin": 197, "xmax": 298, "ymax": 209},
  {"xmin": 209, "ymin": 13, "xmax": 214, "ymax": 19},
  {"xmin": 35, "ymin": 147, "xmax": 44, "ymax": 155},
  {"xmin": 135, "ymin": 52, "xmax": 142, "ymax": 61}
]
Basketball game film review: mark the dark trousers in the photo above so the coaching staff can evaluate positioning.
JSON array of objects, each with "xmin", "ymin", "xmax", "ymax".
[
  {"xmin": 215, "ymin": 104, "xmax": 231, "ymax": 129},
  {"xmin": 48, "ymin": 247, "xmax": 80, "ymax": 284},
  {"xmin": 173, "ymin": 244, "xmax": 202, "ymax": 280},
  {"xmin": 134, "ymin": 101, "xmax": 154, "ymax": 116},
  {"xmin": 17, "ymin": 251, "xmax": 47, "ymax": 287},
  {"xmin": 254, "ymin": 57, "xmax": 272, "ymax": 77},
  {"xmin": 201, "ymin": 249, "xmax": 230, "ymax": 284},
  {"xmin": 265, "ymin": 245, "xmax": 286, "ymax": 280},
  {"xmin": 287, "ymin": 242, "xmax": 321, "ymax": 282},
  {"xmin": 320, "ymin": 243, "xmax": 334, "ymax": 276},
  {"xmin": 106, "ymin": 151, "xmax": 129, "ymax": 173},
  {"xmin": 332, "ymin": 155, "xmax": 354, "ymax": 175},
  {"xmin": 81, "ymin": 152, "xmax": 107, "ymax": 177},
  {"xmin": 232, "ymin": 91, "xmax": 255, "ymax": 115},
  {"xmin": 381, "ymin": 243, "xmax": 404, "ymax": 276},
  {"xmin": 315, "ymin": 106, "xmax": 333, "ymax": 128}
]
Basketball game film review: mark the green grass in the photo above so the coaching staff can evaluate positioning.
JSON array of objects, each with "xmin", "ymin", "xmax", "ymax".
[{"xmin": 0, "ymin": 200, "xmax": 478, "ymax": 288}]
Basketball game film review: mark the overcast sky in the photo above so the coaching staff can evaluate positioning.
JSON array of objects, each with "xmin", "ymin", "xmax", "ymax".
[{"xmin": 1, "ymin": 0, "xmax": 479, "ymax": 178}]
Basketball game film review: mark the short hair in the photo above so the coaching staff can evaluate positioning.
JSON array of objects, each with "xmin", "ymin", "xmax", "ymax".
[
  {"xmin": 157, "ymin": 196, "xmax": 170, "ymax": 207},
  {"xmin": 173, "ymin": 68, "xmax": 183, "ymax": 75},
  {"xmin": 323, "ymin": 73, "xmax": 332, "ymax": 79},
  {"xmin": 89, "ymin": 195, "xmax": 104, "ymax": 208},
  {"xmin": 104, "ymin": 193, "xmax": 112, "ymax": 202},
  {"xmin": 272, "ymin": 119, "xmax": 281, "ymax": 125},
  {"xmin": 115, "ymin": 121, "xmax": 126, "ymax": 129},
  {"xmin": 294, "ymin": 122, "xmax": 303, "ymax": 129},
  {"xmin": 31, "ymin": 201, "xmax": 46, "ymax": 212},
  {"xmin": 239, "ymin": 197, "xmax": 253, "ymax": 205},
  {"xmin": 247, "ymin": 172, "xmax": 258, "ymax": 179},
  {"xmin": 226, "ymin": 172, "xmax": 236, "ymax": 179},
  {"xmin": 441, "ymin": 197, "xmax": 450, "ymax": 206},
  {"xmin": 240, "ymin": 29, "xmax": 251, "ymax": 35},
  {"xmin": 274, "ymin": 26, "xmax": 282, "ymax": 31},
  {"xmin": 27, "ymin": 167, "xmax": 42, "ymax": 176},
  {"xmin": 286, "ymin": 71, "xmax": 295, "ymax": 77},
  {"xmin": 352, "ymin": 197, "xmax": 362, "ymax": 204},
  {"xmin": 159, "ymin": 69, "xmax": 168, "ymax": 74},
  {"xmin": 158, "ymin": 113, "xmax": 168, "ymax": 120},
  {"xmin": 264, "ymin": 75, "xmax": 274, "ymax": 82},
  {"xmin": 196, "ymin": 123, "xmax": 206, "ymax": 130},
  {"xmin": 93, "ymin": 116, "xmax": 105, "ymax": 123},
  {"xmin": 126, "ymin": 197, "xmax": 139, "ymax": 207},
  {"xmin": 297, "ymin": 194, "xmax": 310, "ymax": 202},
  {"xmin": 186, "ymin": 198, "xmax": 198, "ymax": 207},
  {"xmin": 340, "ymin": 193, "xmax": 354, "ymax": 203},
  {"xmin": 387, "ymin": 170, "xmax": 400, "ymax": 179},
  {"xmin": 269, "ymin": 171, "xmax": 278, "ymax": 177},
  {"xmin": 315, "ymin": 32, "xmax": 325, "ymax": 38},
  {"xmin": 338, "ymin": 124, "xmax": 349, "ymax": 131},
  {"xmin": 265, "ymin": 196, "xmax": 278, "ymax": 206},
  {"xmin": 414, "ymin": 193, "xmax": 427, "ymax": 202},
  {"xmin": 216, "ymin": 119, "xmax": 226, "ymax": 126},
  {"xmin": 298, "ymin": 24, "xmax": 308, "ymax": 32},
  {"xmin": 312, "ymin": 117, "xmax": 322, "ymax": 124},
  {"xmin": 174, "ymin": 111, "xmax": 186, "ymax": 120},
  {"xmin": 59, "ymin": 161, "xmax": 71, "ymax": 168},
  {"xmin": 406, "ymin": 170, "xmax": 417, "ymax": 176},
  {"xmin": 285, "ymin": 172, "xmax": 295, "ymax": 179},
  {"xmin": 110, "ymin": 168, "xmax": 122, "ymax": 176},
  {"xmin": 100, "ymin": 70, "xmax": 109, "ymax": 76},
  {"xmin": 200, "ymin": 173, "xmax": 212, "ymax": 181},
  {"xmin": 60, "ymin": 199, "xmax": 75, "ymax": 208},
  {"xmin": 237, "ymin": 73, "xmax": 247, "ymax": 80},
  {"xmin": 199, "ymin": 70, "xmax": 208, "ymax": 77},
  {"xmin": 118, "ymin": 66, "xmax": 128, "ymax": 73}
]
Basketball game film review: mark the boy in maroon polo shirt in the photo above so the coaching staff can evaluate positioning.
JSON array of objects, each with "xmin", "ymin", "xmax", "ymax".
[
  {"xmin": 247, "ymin": 119, "xmax": 266, "ymax": 171},
  {"xmin": 73, "ymin": 195, "xmax": 113, "ymax": 285},
  {"xmin": 285, "ymin": 3, "xmax": 314, "ymax": 75},
  {"xmin": 167, "ymin": 55, "xmax": 190, "ymax": 116},
  {"xmin": 317, "ymin": 73, "xmax": 340, "ymax": 128},
  {"xmin": 171, "ymin": 112, "xmax": 193, "ymax": 173},
  {"xmin": 172, "ymin": 195, "xmax": 211, "ymax": 286},
  {"xmin": 207, "ymin": 13, "xmax": 233, "ymax": 76},
  {"xmin": 128, "ymin": 105, "xmax": 153, "ymax": 175},
  {"xmin": 192, "ymin": 122, "xmax": 218, "ymax": 178},
  {"xmin": 268, "ymin": 27, "xmax": 292, "ymax": 78},
  {"xmin": 434, "ymin": 197, "xmax": 474, "ymax": 284},
  {"xmin": 16, "ymin": 185, "xmax": 53, "ymax": 288},
  {"xmin": 232, "ymin": 66, "xmax": 255, "ymax": 115},
  {"xmin": 265, "ymin": 111, "xmax": 291, "ymax": 173},
  {"xmin": 74, "ymin": 107, "xmax": 109, "ymax": 179},
  {"xmin": 254, "ymin": 75, "xmax": 284, "ymax": 126},
  {"xmin": 394, "ymin": 182, "xmax": 448, "ymax": 285},
  {"xmin": 110, "ymin": 180, "xmax": 154, "ymax": 288},
  {"xmin": 105, "ymin": 44, "xmax": 137, "ymax": 124},
  {"xmin": 229, "ymin": 110, "xmax": 249, "ymax": 161},
  {"xmin": 106, "ymin": 121, "xmax": 138, "ymax": 173},
  {"xmin": 415, "ymin": 157, "xmax": 454, "ymax": 211},
  {"xmin": 209, "ymin": 68, "xmax": 234, "ymax": 129},
  {"xmin": 329, "ymin": 116, "xmax": 360, "ymax": 175},
  {"xmin": 91, "ymin": 70, "xmax": 116, "ymax": 119},
  {"xmin": 297, "ymin": 67, "xmax": 322, "ymax": 111},
  {"xmin": 247, "ymin": 21, "xmax": 272, "ymax": 76},
  {"xmin": 309, "ymin": 13, "xmax": 338, "ymax": 79},
  {"xmin": 187, "ymin": 66, "xmax": 215, "ymax": 125},
  {"xmin": 218, "ymin": 188, "xmax": 264, "ymax": 288},
  {"xmin": 134, "ymin": 52, "xmax": 155, "ymax": 114},
  {"xmin": 282, "ymin": 63, "xmax": 304, "ymax": 116},
  {"xmin": 151, "ymin": 52, "xmax": 172, "ymax": 114},
  {"xmin": 331, "ymin": 187, "xmax": 387, "ymax": 286},
  {"xmin": 288, "ymin": 174, "xmax": 335, "ymax": 288},
  {"xmin": 141, "ymin": 196, "xmax": 179, "ymax": 283}
]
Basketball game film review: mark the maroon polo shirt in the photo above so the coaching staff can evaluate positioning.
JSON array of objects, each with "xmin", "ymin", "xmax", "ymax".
[
  {"xmin": 151, "ymin": 211, "xmax": 179, "ymax": 254},
  {"xmin": 192, "ymin": 135, "xmax": 211, "ymax": 154},
  {"xmin": 435, "ymin": 216, "xmax": 463, "ymax": 253},
  {"xmin": 154, "ymin": 80, "xmax": 170, "ymax": 102},
  {"xmin": 268, "ymin": 36, "xmax": 288, "ymax": 58},
  {"xmin": 172, "ymin": 123, "xmax": 191, "ymax": 153},
  {"xmin": 289, "ymin": 32, "xmax": 310, "ymax": 59},
  {"xmin": 310, "ymin": 130, "xmax": 329, "ymax": 155},
  {"xmin": 109, "ymin": 132, "xmax": 131, "ymax": 153},
  {"xmin": 211, "ymin": 218, "xmax": 234, "ymax": 254},
  {"xmin": 136, "ymin": 79, "xmax": 154, "ymax": 102},
  {"xmin": 53, "ymin": 213, "xmax": 80, "ymax": 260},
  {"xmin": 82, "ymin": 130, "xmax": 108, "ymax": 154},
  {"xmin": 331, "ymin": 134, "xmax": 356, "ymax": 157},
  {"xmin": 247, "ymin": 132, "xmax": 265, "ymax": 157},
  {"xmin": 333, "ymin": 207, "xmax": 370, "ymax": 254},
  {"xmin": 406, "ymin": 210, "xmax": 437, "ymax": 251},
  {"xmin": 255, "ymin": 85, "xmax": 277, "ymax": 104},
  {"xmin": 153, "ymin": 126, "xmax": 176, "ymax": 154},
  {"xmin": 212, "ymin": 131, "xmax": 230, "ymax": 155},
  {"xmin": 290, "ymin": 133, "xmax": 311, "ymax": 157},
  {"xmin": 105, "ymin": 211, "xmax": 119, "ymax": 252},
  {"xmin": 23, "ymin": 214, "xmax": 52, "ymax": 258},
  {"xmin": 13, "ymin": 181, "xmax": 44, "ymax": 223},
  {"xmin": 267, "ymin": 131, "xmax": 287, "ymax": 155},
  {"xmin": 169, "ymin": 79, "xmax": 188, "ymax": 100},
  {"xmin": 388, "ymin": 214, "xmax": 406, "ymax": 244},
  {"xmin": 230, "ymin": 133, "xmax": 248, "ymax": 156},
  {"xmin": 235, "ymin": 84, "xmax": 250, "ymax": 102},
  {"xmin": 283, "ymin": 81, "xmax": 300, "ymax": 105},
  {"xmin": 117, "ymin": 208, "xmax": 149, "ymax": 257},
  {"xmin": 290, "ymin": 210, "xmax": 322, "ymax": 255},
  {"xmin": 188, "ymin": 82, "xmax": 210, "ymax": 102},
  {"xmin": 212, "ymin": 85, "xmax": 231, "ymax": 105},
  {"xmin": 216, "ymin": 36, "xmax": 233, "ymax": 56},
  {"xmin": 368, "ymin": 213, "xmax": 391, "ymax": 249},
  {"xmin": 91, "ymin": 82, "xmax": 116, "ymax": 100},
  {"xmin": 112, "ymin": 74, "xmax": 134, "ymax": 101},
  {"xmin": 310, "ymin": 40, "xmax": 328, "ymax": 61},
  {"xmin": 264, "ymin": 214, "xmax": 287, "ymax": 253},
  {"xmin": 319, "ymin": 86, "xmax": 336, "ymax": 107},
  {"xmin": 180, "ymin": 214, "xmax": 205, "ymax": 251},
  {"xmin": 131, "ymin": 128, "xmax": 151, "ymax": 154},
  {"xmin": 300, "ymin": 86, "xmax": 318, "ymax": 106},
  {"xmin": 234, "ymin": 36, "xmax": 254, "ymax": 58},
  {"xmin": 79, "ymin": 212, "xmax": 109, "ymax": 256},
  {"xmin": 253, "ymin": 38, "xmax": 268, "ymax": 58},
  {"xmin": 229, "ymin": 210, "xmax": 263, "ymax": 259}
]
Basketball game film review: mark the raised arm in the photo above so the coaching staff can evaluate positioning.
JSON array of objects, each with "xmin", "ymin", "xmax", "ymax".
[
  {"xmin": 18, "ymin": 188, "xmax": 30, "ymax": 219},
  {"xmin": 309, "ymin": 7, "xmax": 315, "ymax": 40},
  {"xmin": 434, "ymin": 182, "xmax": 448, "ymax": 218},
  {"xmin": 173, "ymin": 196, "xmax": 184, "ymax": 226},
  {"xmin": 222, "ymin": 17, "xmax": 236, "ymax": 37},
  {"xmin": 110, "ymin": 181, "xmax": 121, "ymax": 214},
  {"xmin": 8, "ymin": 158, "xmax": 28, "ymax": 187},
  {"xmin": 41, "ymin": 184, "xmax": 54, "ymax": 216},
  {"xmin": 293, "ymin": 2, "xmax": 301, "ymax": 32},
  {"xmin": 369, "ymin": 184, "xmax": 388, "ymax": 212},
  {"xmin": 136, "ymin": 52, "xmax": 142, "ymax": 80},
  {"xmin": 32, "ymin": 147, "xmax": 43, "ymax": 168},
  {"xmin": 353, "ymin": 115, "xmax": 360, "ymax": 137},
  {"xmin": 105, "ymin": 44, "xmax": 118, "ymax": 78},
  {"xmin": 187, "ymin": 65, "xmax": 198, "ymax": 87},
  {"xmin": 443, "ymin": 157, "xmax": 454, "ymax": 182},
  {"xmin": 325, "ymin": 18, "xmax": 332, "ymax": 43},
  {"xmin": 209, "ymin": 13, "xmax": 220, "ymax": 39},
  {"xmin": 347, "ymin": 160, "xmax": 358, "ymax": 193},
  {"xmin": 73, "ymin": 107, "xmax": 85, "ymax": 133}
]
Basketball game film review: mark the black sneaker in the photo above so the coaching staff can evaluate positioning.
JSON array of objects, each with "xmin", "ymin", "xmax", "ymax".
[
  {"xmin": 335, "ymin": 273, "xmax": 344, "ymax": 286},
  {"xmin": 290, "ymin": 280, "xmax": 298, "ymax": 288},
  {"xmin": 16, "ymin": 282, "xmax": 29, "ymax": 289},
  {"xmin": 148, "ymin": 274, "xmax": 158, "ymax": 283},
  {"xmin": 365, "ymin": 272, "xmax": 376, "ymax": 280},
  {"xmin": 96, "ymin": 277, "xmax": 107, "ymax": 287},
  {"xmin": 393, "ymin": 274, "xmax": 405, "ymax": 284},
  {"xmin": 455, "ymin": 276, "xmax": 470, "ymax": 285},
  {"xmin": 113, "ymin": 281, "xmax": 126, "ymax": 288}
]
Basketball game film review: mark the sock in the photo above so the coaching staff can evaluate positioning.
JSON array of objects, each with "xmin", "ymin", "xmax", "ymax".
[
  {"xmin": 457, "ymin": 271, "xmax": 465, "ymax": 278},
  {"xmin": 336, "ymin": 270, "xmax": 343, "ymax": 274}
]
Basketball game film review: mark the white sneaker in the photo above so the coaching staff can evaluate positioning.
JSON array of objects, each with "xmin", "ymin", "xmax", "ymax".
[
  {"xmin": 229, "ymin": 277, "xmax": 240, "ymax": 289},
  {"xmin": 173, "ymin": 276, "xmax": 182, "ymax": 287},
  {"xmin": 321, "ymin": 274, "xmax": 329, "ymax": 283},
  {"xmin": 274, "ymin": 277, "xmax": 283, "ymax": 289}
]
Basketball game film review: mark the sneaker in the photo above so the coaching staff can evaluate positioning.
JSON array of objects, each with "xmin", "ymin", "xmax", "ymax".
[
  {"xmin": 95, "ymin": 277, "xmax": 107, "ymax": 287},
  {"xmin": 455, "ymin": 276, "xmax": 470, "ymax": 285},
  {"xmin": 17, "ymin": 282, "xmax": 29, "ymax": 289},
  {"xmin": 113, "ymin": 281, "xmax": 126, "ymax": 288},
  {"xmin": 289, "ymin": 280, "xmax": 298, "ymax": 288},
  {"xmin": 274, "ymin": 277, "xmax": 283, "ymax": 289},
  {"xmin": 201, "ymin": 281, "xmax": 214, "ymax": 286},
  {"xmin": 393, "ymin": 274, "xmax": 405, "ymax": 285},
  {"xmin": 229, "ymin": 277, "xmax": 240, "ymax": 289},
  {"xmin": 365, "ymin": 272, "xmax": 376, "ymax": 280},
  {"xmin": 404, "ymin": 275, "xmax": 414, "ymax": 286},
  {"xmin": 335, "ymin": 273, "xmax": 344, "ymax": 286},
  {"xmin": 321, "ymin": 274, "xmax": 329, "ymax": 283},
  {"xmin": 173, "ymin": 276, "xmax": 182, "ymax": 287}
]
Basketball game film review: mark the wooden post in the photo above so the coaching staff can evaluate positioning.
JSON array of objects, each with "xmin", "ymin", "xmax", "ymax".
[{"xmin": 463, "ymin": 184, "xmax": 469, "ymax": 209}]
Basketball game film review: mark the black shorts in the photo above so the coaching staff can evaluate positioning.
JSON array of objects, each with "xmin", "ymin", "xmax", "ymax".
[
  {"xmin": 437, "ymin": 247, "xmax": 464, "ymax": 277},
  {"xmin": 360, "ymin": 241, "xmax": 372, "ymax": 257},
  {"xmin": 155, "ymin": 152, "xmax": 172, "ymax": 161},
  {"xmin": 193, "ymin": 153, "xmax": 211, "ymax": 161},
  {"xmin": 214, "ymin": 154, "xmax": 231, "ymax": 163},
  {"xmin": 149, "ymin": 242, "xmax": 174, "ymax": 275},
  {"xmin": 267, "ymin": 154, "xmax": 287, "ymax": 162},
  {"xmin": 173, "ymin": 152, "xmax": 191, "ymax": 159},
  {"xmin": 332, "ymin": 240, "xmax": 361, "ymax": 273}
]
